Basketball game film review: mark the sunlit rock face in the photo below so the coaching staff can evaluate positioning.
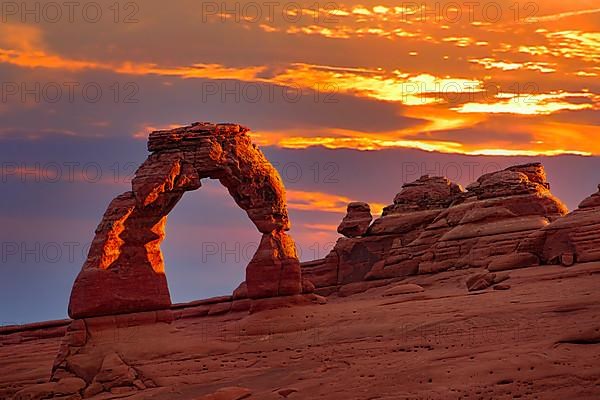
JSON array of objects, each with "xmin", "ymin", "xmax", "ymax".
[
  {"xmin": 68, "ymin": 123, "xmax": 301, "ymax": 319},
  {"xmin": 245, "ymin": 230, "xmax": 302, "ymax": 299},
  {"xmin": 303, "ymin": 163, "xmax": 572, "ymax": 292}
]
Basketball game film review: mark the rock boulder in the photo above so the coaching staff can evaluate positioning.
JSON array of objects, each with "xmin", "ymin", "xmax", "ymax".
[{"xmin": 337, "ymin": 202, "xmax": 373, "ymax": 238}]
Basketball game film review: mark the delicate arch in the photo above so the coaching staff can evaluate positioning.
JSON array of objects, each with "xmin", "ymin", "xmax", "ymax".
[{"xmin": 68, "ymin": 123, "xmax": 302, "ymax": 318}]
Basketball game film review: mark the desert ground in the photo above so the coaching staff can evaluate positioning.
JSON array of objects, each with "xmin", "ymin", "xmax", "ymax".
[{"xmin": 2, "ymin": 262, "xmax": 599, "ymax": 400}]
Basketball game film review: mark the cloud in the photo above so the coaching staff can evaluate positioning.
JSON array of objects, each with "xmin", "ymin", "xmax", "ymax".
[
  {"xmin": 287, "ymin": 189, "xmax": 386, "ymax": 215},
  {"xmin": 271, "ymin": 63, "xmax": 484, "ymax": 106},
  {"xmin": 454, "ymin": 91, "xmax": 599, "ymax": 116},
  {"xmin": 0, "ymin": 4, "xmax": 598, "ymax": 159},
  {"xmin": 277, "ymin": 135, "xmax": 464, "ymax": 153},
  {"xmin": 520, "ymin": 31, "xmax": 600, "ymax": 63},
  {"xmin": 0, "ymin": 24, "xmax": 44, "ymax": 52},
  {"xmin": 0, "ymin": 43, "xmax": 266, "ymax": 79},
  {"xmin": 534, "ymin": 8, "xmax": 600, "ymax": 22},
  {"xmin": 0, "ymin": 37, "xmax": 484, "ymax": 107},
  {"xmin": 0, "ymin": 127, "xmax": 78, "ymax": 140},
  {"xmin": 469, "ymin": 58, "xmax": 556, "ymax": 73}
]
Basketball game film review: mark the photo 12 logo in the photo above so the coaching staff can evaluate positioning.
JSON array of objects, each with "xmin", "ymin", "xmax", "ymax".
[
  {"xmin": 1, "ymin": 1, "xmax": 140, "ymax": 23},
  {"xmin": 199, "ymin": 81, "xmax": 339, "ymax": 104},
  {"xmin": 388, "ymin": 1, "xmax": 540, "ymax": 24},
  {"xmin": 200, "ymin": 1, "xmax": 341, "ymax": 24},
  {"xmin": 1, "ymin": 82, "xmax": 140, "ymax": 104},
  {"xmin": 1, "ymin": 162, "xmax": 138, "ymax": 184}
]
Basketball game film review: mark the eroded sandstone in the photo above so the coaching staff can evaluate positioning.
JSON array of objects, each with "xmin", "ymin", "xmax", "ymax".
[
  {"xmin": 5, "ymin": 263, "xmax": 600, "ymax": 400},
  {"xmin": 518, "ymin": 184, "xmax": 600, "ymax": 266},
  {"xmin": 302, "ymin": 163, "xmax": 578, "ymax": 294},
  {"xmin": 337, "ymin": 202, "xmax": 373, "ymax": 238},
  {"xmin": 69, "ymin": 123, "xmax": 303, "ymax": 319}
]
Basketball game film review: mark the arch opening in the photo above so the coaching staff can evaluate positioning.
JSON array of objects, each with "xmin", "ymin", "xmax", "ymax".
[{"xmin": 162, "ymin": 179, "xmax": 258, "ymax": 304}]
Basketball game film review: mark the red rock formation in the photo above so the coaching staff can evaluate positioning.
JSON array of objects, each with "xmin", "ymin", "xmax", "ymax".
[
  {"xmin": 302, "ymin": 235, "xmax": 397, "ymax": 293},
  {"xmin": 245, "ymin": 230, "xmax": 302, "ymax": 298},
  {"xmin": 50, "ymin": 310, "xmax": 175, "ymax": 395},
  {"xmin": 337, "ymin": 202, "xmax": 373, "ymax": 238},
  {"xmin": 518, "ymin": 184, "xmax": 600, "ymax": 266},
  {"xmin": 303, "ymin": 163, "xmax": 570, "ymax": 293},
  {"xmin": 371, "ymin": 163, "xmax": 567, "ymax": 279},
  {"xmin": 303, "ymin": 175, "xmax": 465, "ymax": 291},
  {"xmin": 6, "ymin": 262, "xmax": 600, "ymax": 400},
  {"xmin": 382, "ymin": 175, "xmax": 463, "ymax": 215},
  {"xmin": 69, "ymin": 123, "xmax": 302, "ymax": 319},
  {"xmin": 8, "ymin": 154, "xmax": 600, "ymax": 399}
]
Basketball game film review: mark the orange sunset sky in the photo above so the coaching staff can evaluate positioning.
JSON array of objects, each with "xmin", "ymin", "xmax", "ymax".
[{"xmin": 0, "ymin": 0, "xmax": 599, "ymax": 323}]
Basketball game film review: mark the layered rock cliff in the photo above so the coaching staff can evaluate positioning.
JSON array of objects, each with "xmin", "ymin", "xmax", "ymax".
[{"xmin": 302, "ymin": 163, "xmax": 584, "ymax": 294}]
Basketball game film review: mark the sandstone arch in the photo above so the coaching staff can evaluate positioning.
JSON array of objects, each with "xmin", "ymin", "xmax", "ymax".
[{"xmin": 68, "ymin": 123, "xmax": 302, "ymax": 319}]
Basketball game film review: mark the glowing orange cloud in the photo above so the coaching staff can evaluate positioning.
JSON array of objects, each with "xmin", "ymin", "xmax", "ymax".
[
  {"xmin": 278, "ymin": 136, "xmax": 464, "ymax": 153},
  {"xmin": 454, "ymin": 92, "xmax": 599, "ymax": 115},
  {"xmin": 1, "ymin": 10, "xmax": 599, "ymax": 158},
  {"xmin": 287, "ymin": 189, "xmax": 385, "ymax": 215}
]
